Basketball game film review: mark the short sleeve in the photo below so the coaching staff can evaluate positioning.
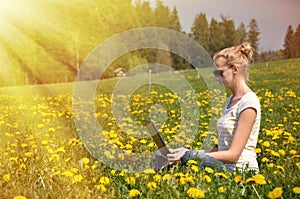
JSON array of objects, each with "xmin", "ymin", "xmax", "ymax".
[{"xmin": 237, "ymin": 93, "xmax": 260, "ymax": 117}]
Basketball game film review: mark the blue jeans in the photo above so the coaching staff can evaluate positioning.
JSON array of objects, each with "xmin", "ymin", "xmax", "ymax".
[
  {"xmin": 184, "ymin": 149, "xmax": 235, "ymax": 172},
  {"xmin": 152, "ymin": 149, "xmax": 235, "ymax": 172}
]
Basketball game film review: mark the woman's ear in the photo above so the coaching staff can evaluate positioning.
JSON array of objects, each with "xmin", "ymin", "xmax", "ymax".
[{"xmin": 232, "ymin": 64, "xmax": 240, "ymax": 74}]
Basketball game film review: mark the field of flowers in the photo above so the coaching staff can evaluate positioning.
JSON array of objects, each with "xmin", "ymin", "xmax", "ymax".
[{"xmin": 0, "ymin": 58, "xmax": 299, "ymax": 199}]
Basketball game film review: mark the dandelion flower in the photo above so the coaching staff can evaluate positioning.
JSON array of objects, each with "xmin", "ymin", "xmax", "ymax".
[
  {"xmin": 289, "ymin": 150, "xmax": 297, "ymax": 155},
  {"xmin": 125, "ymin": 177, "xmax": 136, "ymax": 185},
  {"xmin": 204, "ymin": 175, "xmax": 211, "ymax": 183},
  {"xmin": 162, "ymin": 174, "xmax": 171, "ymax": 181},
  {"xmin": 191, "ymin": 165, "xmax": 199, "ymax": 172},
  {"xmin": 99, "ymin": 176, "xmax": 110, "ymax": 185},
  {"xmin": 143, "ymin": 168, "xmax": 156, "ymax": 175},
  {"xmin": 267, "ymin": 187, "xmax": 283, "ymax": 199},
  {"xmin": 13, "ymin": 196, "xmax": 27, "ymax": 199},
  {"xmin": 234, "ymin": 175, "xmax": 242, "ymax": 183},
  {"xmin": 129, "ymin": 189, "xmax": 141, "ymax": 198},
  {"xmin": 293, "ymin": 187, "xmax": 300, "ymax": 194},
  {"xmin": 253, "ymin": 174, "xmax": 267, "ymax": 185},
  {"xmin": 72, "ymin": 174, "xmax": 83, "ymax": 184},
  {"xmin": 187, "ymin": 187, "xmax": 205, "ymax": 198},
  {"xmin": 3, "ymin": 174, "xmax": 10, "ymax": 182},
  {"xmin": 146, "ymin": 181, "xmax": 157, "ymax": 190},
  {"xmin": 81, "ymin": 157, "xmax": 90, "ymax": 165},
  {"xmin": 204, "ymin": 167, "xmax": 214, "ymax": 173},
  {"xmin": 215, "ymin": 172, "xmax": 228, "ymax": 179},
  {"xmin": 218, "ymin": 186, "xmax": 227, "ymax": 193}
]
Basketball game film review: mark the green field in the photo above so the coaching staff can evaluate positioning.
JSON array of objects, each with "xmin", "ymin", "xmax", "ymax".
[{"xmin": 0, "ymin": 58, "xmax": 299, "ymax": 198}]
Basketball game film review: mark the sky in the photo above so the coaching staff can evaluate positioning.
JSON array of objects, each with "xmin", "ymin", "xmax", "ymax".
[{"xmin": 147, "ymin": 0, "xmax": 300, "ymax": 52}]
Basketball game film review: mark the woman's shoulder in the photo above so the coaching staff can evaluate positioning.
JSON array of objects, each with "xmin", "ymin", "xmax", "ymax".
[
  {"xmin": 241, "ymin": 91, "xmax": 260, "ymax": 103},
  {"xmin": 238, "ymin": 91, "xmax": 261, "ymax": 113}
]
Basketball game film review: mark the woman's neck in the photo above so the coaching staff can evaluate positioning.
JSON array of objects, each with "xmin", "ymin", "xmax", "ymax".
[{"xmin": 230, "ymin": 80, "xmax": 251, "ymax": 99}]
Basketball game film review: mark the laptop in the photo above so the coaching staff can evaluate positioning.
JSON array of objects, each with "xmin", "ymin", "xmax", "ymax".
[{"xmin": 143, "ymin": 119, "xmax": 171, "ymax": 171}]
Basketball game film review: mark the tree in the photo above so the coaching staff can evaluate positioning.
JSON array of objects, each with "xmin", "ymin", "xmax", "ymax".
[
  {"xmin": 191, "ymin": 13, "xmax": 210, "ymax": 51},
  {"xmin": 220, "ymin": 15, "xmax": 236, "ymax": 47},
  {"xmin": 169, "ymin": 7, "xmax": 182, "ymax": 32},
  {"xmin": 153, "ymin": 0, "xmax": 171, "ymax": 28},
  {"xmin": 135, "ymin": 0, "xmax": 154, "ymax": 27},
  {"xmin": 208, "ymin": 17, "xmax": 225, "ymax": 56},
  {"xmin": 236, "ymin": 22, "xmax": 247, "ymax": 44},
  {"xmin": 283, "ymin": 25, "xmax": 295, "ymax": 58},
  {"xmin": 247, "ymin": 19, "xmax": 260, "ymax": 61},
  {"xmin": 294, "ymin": 24, "xmax": 300, "ymax": 58}
]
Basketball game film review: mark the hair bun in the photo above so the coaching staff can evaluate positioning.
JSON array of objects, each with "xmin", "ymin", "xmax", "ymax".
[{"xmin": 238, "ymin": 42, "xmax": 253, "ymax": 62}]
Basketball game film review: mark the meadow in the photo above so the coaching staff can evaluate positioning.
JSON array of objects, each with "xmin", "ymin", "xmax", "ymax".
[{"xmin": 0, "ymin": 58, "xmax": 299, "ymax": 199}]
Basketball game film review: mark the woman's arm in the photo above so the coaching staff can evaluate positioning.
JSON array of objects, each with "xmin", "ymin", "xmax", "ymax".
[
  {"xmin": 167, "ymin": 107, "xmax": 257, "ymax": 164},
  {"xmin": 206, "ymin": 107, "xmax": 257, "ymax": 164}
]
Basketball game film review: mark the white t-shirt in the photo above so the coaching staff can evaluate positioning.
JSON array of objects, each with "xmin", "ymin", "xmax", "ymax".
[{"xmin": 217, "ymin": 91, "xmax": 261, "ymax": 172}]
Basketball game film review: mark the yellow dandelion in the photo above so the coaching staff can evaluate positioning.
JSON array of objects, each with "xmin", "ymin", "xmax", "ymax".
[
  {"xmin": 268, "ymin": 163, "xmax": 275, "ymax": 168},
  {"xmin": 129, "ymin": 189, "xmax": 141, "ymax": 198},
  {"xmin": 293, "ymin": 187, "xmax": 300, "ymax": 194},
  {"xmin": 255, "ymin": 148, "xmax": 261, "ymax": 153},
  {"xmin": 56, "ymin": 147, "xmax": 66, "ymax": 153},
  {"xmin": 143, "ymin": 168, "xmax": 156, "ymax": 175},
  {"xmin": 271, "ymin": 151, "xmax": 280, "ymax": 157},
  {"xmin": 180, "ymin": 176, "xmax": 195, "ymax": 185},
  {"xmin": 253, "ymin": 174, "xmax": 267, "ymax": 185},
  {"xmin": 81, "ymin": 157, "xmax": 90, "ymax": 164},
  {"xmin": 267, "ymin": 187, "xmax": 283, "ymax": 199},
  {"xmin": 24, "ymin": 152, "xmax": 34, "ymax": 157},
  {"xmin": 140, "ymin": 139, "xmax": 147, "ymax": 144},
  {"xmin": 187, "ymin": 159, "xmax": 198, "ymax": 165},
  {"xmin": 289, "ymin": 150, "xmax": 297, "ymax": 155},
  {"xmin": 296, "ymin": 162, "xmax": 300, "ymax": 170},
  {"xmin": 245, "ymin": 177, "xmax": 255, "ymax": 184},
  {"xmin": 72, "ymin": 174, "xmax": 83, "ymax": 184},
  {"xmin": 204, "ymin": 175, "xmax": 211, "ymax": 183},
  {"xmin": 215, "ymin": 172, "xmax": 228, "ymax": 179},
  {"xmin": 218, "ymin": 186, "xmax": 227, "ymax": 193},
  {"xmin": 204, "ymin": 167, "xmax": 214, "ymax": 173},
  {"xmin": 99, "ymin": 176, "xmax": 110, "ymax": 185},
  {"xmin": 191, "ymin": 165, "xmax": 199, "ymax": 173},
  {"xmin": 3, "ymin": 174, "xmax": 10, "ymax": 182},
  {"xmin": 96, "ymin": 184, "xmax": 107, "ymax": 192},
  {"xmin": 125, "ymin": 177, "xmax": 136, "ymax": 185},
  {"xmin": 162, "ymin": 174, "xmax": 171, "ymax": 181},
  {"xmin": 263, "ymin": 141, "xmax": 270, "ymax": 147},
  {"xmin": 187, "ymin": 187, "xmax": 205, "ymax": 198},
  {"xmin": 154, "ymin": 174, "xmax": 161, "ymax": 182},
  {"xmin": 62, "ymin": 171, "xmax": 74, "ymax": 177},
  {"xmin": 49, "ymin": 127, "xmax": 56, "ymax": 132},
  {"xmin": 234, "ymin": 175, "xmax": 242, "ymax": 183},
  {"xmin": 13, "ymin": 196, "xmax": 27, "ymax": 199},
  {"xmin": 146, "ymin": 181, "xmax": 157, "ymax": 190},
  {"xmin": 38, "ymin": 124, "xmax": 45, "ymax": 128},
  {"xmin": 278, "ymin": 149, "xmax": 286, "ymax": 156},
  {"xmin": 276, "ymin": 165, "xmax": 285, "ymax": 172}
]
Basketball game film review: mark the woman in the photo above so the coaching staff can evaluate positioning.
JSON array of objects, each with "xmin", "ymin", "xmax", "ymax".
[{"xmin": 167, "ymin": 42, "xmax": 261, "ymax": 172}]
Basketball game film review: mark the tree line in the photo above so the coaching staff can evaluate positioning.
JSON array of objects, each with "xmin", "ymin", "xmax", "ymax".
[
  {"xmin": 283, "ymin": 24, "xmax": 300, "ymax": 59},
  {"xmin": 0, "ymin": 0, "xmax": 293, "ymax": 86}
]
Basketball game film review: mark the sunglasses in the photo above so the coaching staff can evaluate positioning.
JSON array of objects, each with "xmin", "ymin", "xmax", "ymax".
[{"xmin": 213, "ymin": 65, "xmax": 233, "ymax": 77}]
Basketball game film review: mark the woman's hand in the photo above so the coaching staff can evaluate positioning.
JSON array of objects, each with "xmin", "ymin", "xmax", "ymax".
[{"xmin": 167, "ymin": 147, "xmax": 189, "ymax": 165}]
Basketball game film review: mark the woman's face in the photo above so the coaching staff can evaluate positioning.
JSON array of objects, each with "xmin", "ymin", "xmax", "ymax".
[{"xmin": 214, "ymin": 57, "xmax": 233, "ymax": 88}]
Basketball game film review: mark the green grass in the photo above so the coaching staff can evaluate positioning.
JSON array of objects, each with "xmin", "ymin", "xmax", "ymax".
[{"xmin": 0, "ymin": 58, "xmax": 299, "ymax": 198}]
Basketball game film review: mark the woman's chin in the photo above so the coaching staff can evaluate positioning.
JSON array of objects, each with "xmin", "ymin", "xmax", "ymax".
[{"xmin": 218, "ymin": 81, "xmax": 225, "ymax": 88}]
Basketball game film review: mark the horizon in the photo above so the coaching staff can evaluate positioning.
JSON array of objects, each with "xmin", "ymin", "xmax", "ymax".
[{"xmin": 147, "ymin": 0, "xmax": 300, "ymax": 52}]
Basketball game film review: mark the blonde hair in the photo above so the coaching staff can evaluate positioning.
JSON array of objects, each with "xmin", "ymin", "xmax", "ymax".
[{"xmin": 213, "ymin": 42, "xmax": 254, "ymax": 82}]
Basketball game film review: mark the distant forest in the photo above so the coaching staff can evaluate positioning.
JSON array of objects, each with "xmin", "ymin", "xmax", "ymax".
[{"xmin": 0, "ymin": 0, "xmax": 299, "ymax": 86}]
